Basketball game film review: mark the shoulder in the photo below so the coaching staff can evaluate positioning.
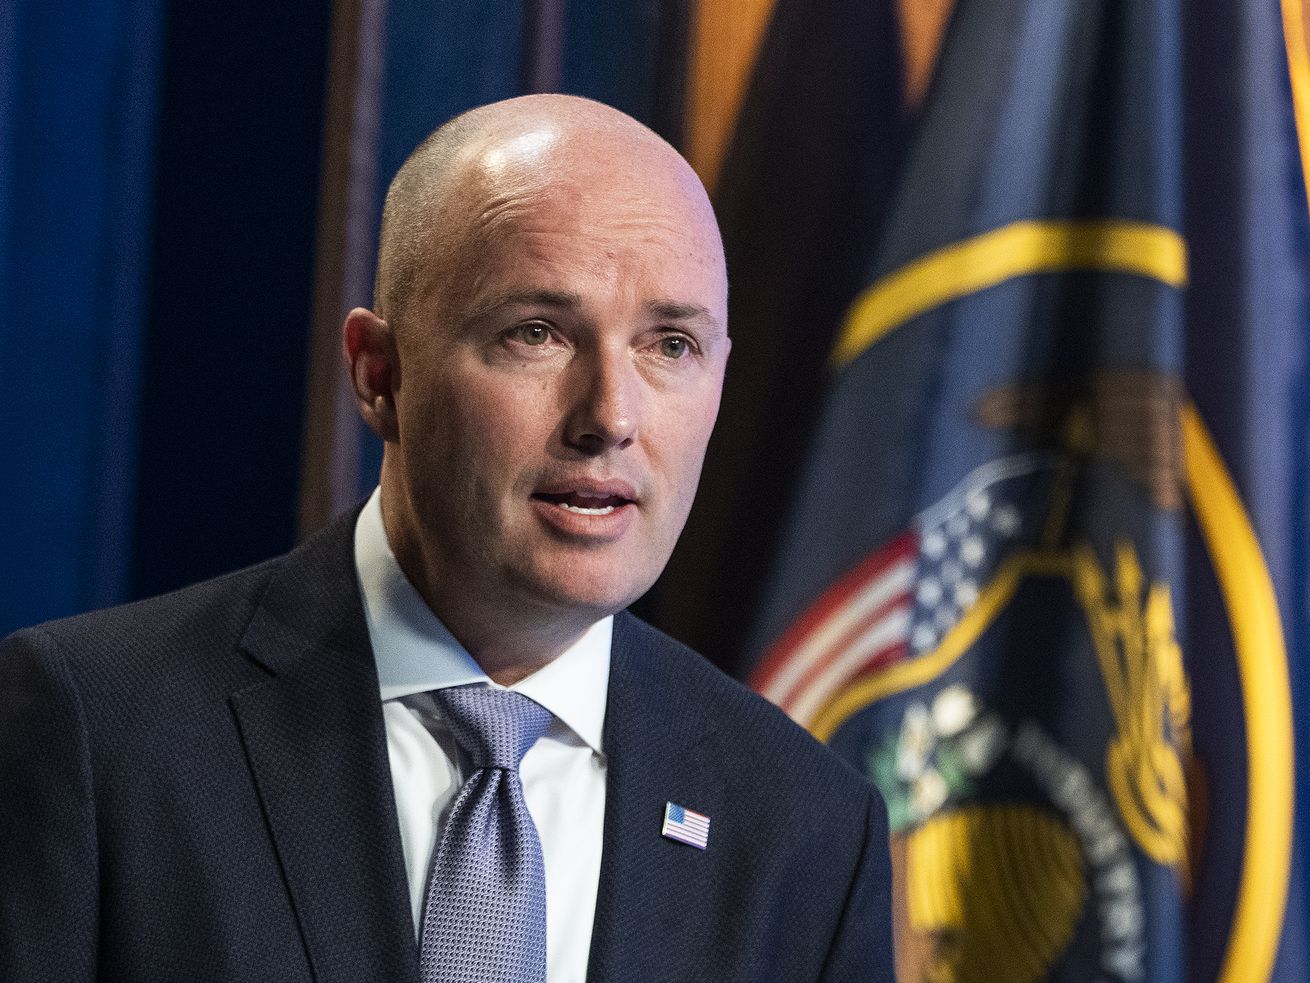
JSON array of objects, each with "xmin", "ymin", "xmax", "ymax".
[
  {"xmin": 2, "ymin": 506, "xmax": 363, "ymax": 689},
  {"xmin": 0, "ymin": 555, "xmax": 285, "ymax": 728},
  {"xmin": 612, "ymin": 611, "xmax": 845, "ymax": 763},
  {"xmin": 5, "ymin": 554, "xmax": 280, "ymax": 669},
  {"xmin": 612, "ymin": 611, "xmax": 877, "ymax": 815}
]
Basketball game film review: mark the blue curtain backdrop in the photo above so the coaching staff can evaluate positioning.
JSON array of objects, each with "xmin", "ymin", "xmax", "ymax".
[
  {"xmin": 0, "ymin": 0, "xmax": 163, "ymax": 633},
  {"xmin": 129, "ymin": 1, "xmax": 333, "ymax": 600}
]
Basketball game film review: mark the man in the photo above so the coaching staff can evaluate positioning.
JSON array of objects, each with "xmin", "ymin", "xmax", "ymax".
[{"xmin": 0, "ymin": 95, "xmax": 892, "ymax": 982}]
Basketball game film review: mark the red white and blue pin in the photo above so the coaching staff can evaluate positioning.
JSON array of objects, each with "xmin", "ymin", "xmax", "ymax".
[{"xmin": 661, "ymin": 801, "xmax": 710, "ymax": 850}]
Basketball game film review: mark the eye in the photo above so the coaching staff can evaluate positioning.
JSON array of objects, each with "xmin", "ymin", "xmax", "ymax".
[
  {"xmin": 517, "ymin": 322, "xmax": 551, "ymax": 346},
  {"xmin": 658, "ymin": 336, "xmax": 690, "ymax": 359}
]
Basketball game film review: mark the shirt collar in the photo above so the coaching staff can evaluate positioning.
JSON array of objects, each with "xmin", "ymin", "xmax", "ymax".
[{"xmin": 353, "ymin": 487, "xmax": 610, "ymax": 755}]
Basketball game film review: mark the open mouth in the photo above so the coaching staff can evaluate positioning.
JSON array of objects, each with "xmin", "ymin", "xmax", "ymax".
[{"xmin": 532, "ymin": 491, "xmax": 634, "ymax": 516}]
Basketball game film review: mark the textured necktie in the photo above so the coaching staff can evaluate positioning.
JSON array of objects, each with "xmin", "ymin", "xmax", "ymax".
[{"xmin": 420, "ymin": 685, "xmax": 553, "ymax": 983}]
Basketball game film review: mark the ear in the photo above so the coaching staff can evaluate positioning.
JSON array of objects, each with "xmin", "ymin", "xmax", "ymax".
[{"xmin": 343, "ymin": 307, "xmax": 400, "ymax": 442}]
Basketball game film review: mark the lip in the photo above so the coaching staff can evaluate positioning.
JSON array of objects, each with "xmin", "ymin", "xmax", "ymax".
[
  {"xmin": 530, "ymin": 495, "xmax": 637, "ymax": 540},
  {"xmin": 530, "ymin": 477, "xmax": 640, "ymax": 541},
  {"xmin": 532, "ymin": 477, "xmax": 639, "ymax": 502}
]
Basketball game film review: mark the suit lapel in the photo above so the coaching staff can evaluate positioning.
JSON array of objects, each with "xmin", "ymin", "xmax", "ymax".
[
  {"xmin": 586, "ymin": 614, "xmax": 721, "ymax": 983},
  {"xmin": 230, "ymin": 514, "xmax": 419, "ymax": 983}
]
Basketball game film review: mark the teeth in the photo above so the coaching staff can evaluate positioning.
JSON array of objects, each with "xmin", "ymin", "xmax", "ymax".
[{"xmin": 558, "ymin": 502, "xmax": 617, "ymax": 516}]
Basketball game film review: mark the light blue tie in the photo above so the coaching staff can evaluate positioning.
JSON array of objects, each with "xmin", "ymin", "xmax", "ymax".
[{"xmin": 420, "ymin": 686, "xmax": 552, "ymax": 983}]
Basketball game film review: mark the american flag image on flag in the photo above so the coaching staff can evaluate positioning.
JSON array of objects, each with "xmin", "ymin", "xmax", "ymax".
[
  {"xmin": 661, "ymin": 801, "xmax": 710, "ymax": 849},
  {"xmin": 751, "ymin": 456, "xmax": 1044, "ymax": 732}
]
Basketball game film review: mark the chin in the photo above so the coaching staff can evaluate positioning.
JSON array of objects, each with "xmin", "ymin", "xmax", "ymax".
[
  {"xmin": 543, "ymin": 582, "xmax": 646, "ymax": 620},
  {"xmin": 513, "ymin": 559, "xmax": 653, "ymax": 621}
]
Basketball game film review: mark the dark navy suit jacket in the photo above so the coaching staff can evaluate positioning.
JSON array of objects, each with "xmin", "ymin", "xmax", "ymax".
[{"xmin": 0, "ymin": 512, "xmax": 894, "ymax": 982}]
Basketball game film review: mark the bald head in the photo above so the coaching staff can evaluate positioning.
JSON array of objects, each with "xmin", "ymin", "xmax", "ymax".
[
  {"xmin": 345, "ymin": 94, "xmax": 730, "ymax": 669},
  {"xmin": 372, "ymin": 94, "xmax": 722, "ymax": 334}
]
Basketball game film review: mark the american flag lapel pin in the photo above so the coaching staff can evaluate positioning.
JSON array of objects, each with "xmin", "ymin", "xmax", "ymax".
[{"xmin": 661, "ymin": 801, "xmax": 710, "ymax": 850}]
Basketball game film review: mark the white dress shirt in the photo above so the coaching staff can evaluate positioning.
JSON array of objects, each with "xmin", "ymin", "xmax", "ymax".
[{"xmin": 353, "ymin": 488, "xmax": 609, "ymax": 983}]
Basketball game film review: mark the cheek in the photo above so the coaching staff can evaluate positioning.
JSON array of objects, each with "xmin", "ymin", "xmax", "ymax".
[
  {"xmin": 445, "ymin": 373, "xmax": 556, "ymax": 469},
  {"xmin": 654, "ymin": 387, "xmax": 722, "ymax": 490},
  {"xmin": 675, "ymin": 381, "xmax": 724, "ymax": 448}
]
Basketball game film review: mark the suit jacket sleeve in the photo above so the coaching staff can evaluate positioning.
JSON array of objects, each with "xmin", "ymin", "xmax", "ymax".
[
  {"xmin": 818, "ymin": 785, "xmax": 896, "ymax": 983},
  {"xmin": 0, "ymin": 629, "xmax": 99, "ymax": 982}
]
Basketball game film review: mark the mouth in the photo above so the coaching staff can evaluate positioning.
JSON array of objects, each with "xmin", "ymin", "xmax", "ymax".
[
  {"xmin": 529, "ymin": 479, "xmax": 640, "ymax": 536},
  {"xmin": 531, "ymin": 484, "xmax": 637, "ymax": 516}
]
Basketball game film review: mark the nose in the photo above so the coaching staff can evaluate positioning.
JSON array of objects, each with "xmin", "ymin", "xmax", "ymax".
[{"xmin": 564, "ymin": 348, "xmax": 640, "ymax": 455}]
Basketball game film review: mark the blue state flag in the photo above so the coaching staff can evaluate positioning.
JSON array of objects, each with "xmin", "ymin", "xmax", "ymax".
[{"xmin": 746, "ymin": 0, "xmax": 1309, "ymax": 979}]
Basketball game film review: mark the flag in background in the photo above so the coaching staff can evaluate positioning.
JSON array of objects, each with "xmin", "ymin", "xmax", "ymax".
[{"xmin": 682, "ymin": 0, "xmax": 1310, "ymax": 979}]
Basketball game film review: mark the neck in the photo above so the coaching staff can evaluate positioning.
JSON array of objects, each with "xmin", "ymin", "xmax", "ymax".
[
  {"xmin": 379, "ymin": 481, "xmax": 599, "ymax": 686},
  {"xmin": 442, "ymin": 618, "xmax": 593, "ymax": 686}
]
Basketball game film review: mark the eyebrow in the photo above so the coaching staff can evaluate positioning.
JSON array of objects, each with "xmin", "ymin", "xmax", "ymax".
[
  {"xmin": 467, "ymin": 289, "xmax": 582, "ymax": 321},
  {"xmin": 644, "ymin": 299, "xmax": 718, "ymax": 327},
  {"xmin": 467, "ymin": 291, "xmax": 720, "ymax": 329}
]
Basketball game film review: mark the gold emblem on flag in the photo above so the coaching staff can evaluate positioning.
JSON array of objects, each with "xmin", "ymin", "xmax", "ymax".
[{"xmin": 1073, "ymin": 540, "xmax": 1192, "ymax": 870}]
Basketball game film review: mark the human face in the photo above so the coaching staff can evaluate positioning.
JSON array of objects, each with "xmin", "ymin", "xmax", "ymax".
[{"xmin": 388, "ymin": 145, "xmax": 730, "ymax": 627}]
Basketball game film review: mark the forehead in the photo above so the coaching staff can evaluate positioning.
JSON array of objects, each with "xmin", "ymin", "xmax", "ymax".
[{"xmin": 425, "ymin": 142, "xmax": 727, "ymax": 323}]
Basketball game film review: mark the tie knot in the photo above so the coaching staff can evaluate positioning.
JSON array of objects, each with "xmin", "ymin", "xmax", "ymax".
[{"xmin": 433, "ymin": 686, "xmax": 552, "ymax": 770}]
